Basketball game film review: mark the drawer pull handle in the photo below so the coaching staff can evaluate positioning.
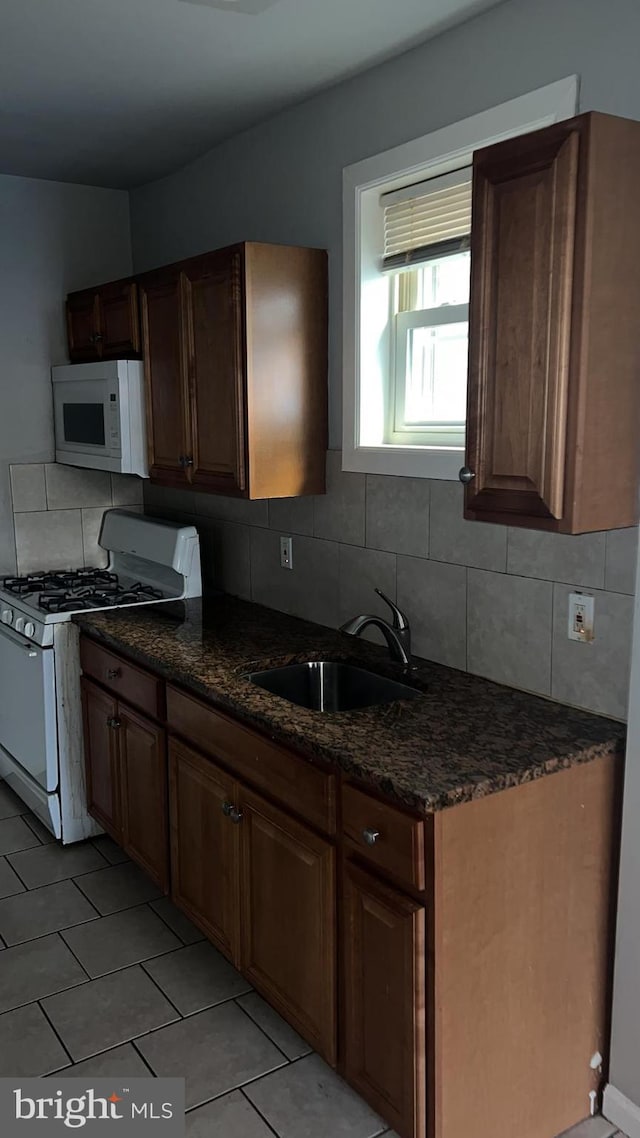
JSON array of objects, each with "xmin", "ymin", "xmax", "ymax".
[
  {"xmin": 362, "ymin": 828, "xmax": 380, "ymax": 847},
  {"xmin": 106, "ymin": 717, "xmax": 121, "ymax": 729},
  {"xmin": 106, "ymin": 668, "xmax": 122, "ymax": 680},
  {"xmin": 222, "ymin": 802, "xmax": 243, "ymax": 824}
]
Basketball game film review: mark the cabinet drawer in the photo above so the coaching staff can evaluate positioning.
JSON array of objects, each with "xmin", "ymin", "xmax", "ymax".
[
  {"xmin": 80, "ymin": 638, "xmax": 162, "ymax": 719},
  {"xmin": 342, "ymin": 783, "xmax": 427, "ymax": 892},
  {"xmin": 167, "ymin": 685, "xmax": 336, "ymax": 835}
]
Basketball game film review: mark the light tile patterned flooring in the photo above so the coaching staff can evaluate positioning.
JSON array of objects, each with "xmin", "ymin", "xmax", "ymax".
[{"xmin": 0, "ymin": 782, "xmax": 629, "ymax": 1138}]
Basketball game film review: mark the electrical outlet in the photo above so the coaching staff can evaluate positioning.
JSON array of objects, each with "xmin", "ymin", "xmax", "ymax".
[
  {"xmin": 280, "ymin": 536, "xmax": 293, "ymax": 570},
  {"xmin": 568, "ymin": 592, "xmax": 595, "ymax": 643}
]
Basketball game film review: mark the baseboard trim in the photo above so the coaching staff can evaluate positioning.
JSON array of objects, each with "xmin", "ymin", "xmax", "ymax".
[{"xmin": 604, "ymin": 1083, "xmax": 640, "ymax": 1138}]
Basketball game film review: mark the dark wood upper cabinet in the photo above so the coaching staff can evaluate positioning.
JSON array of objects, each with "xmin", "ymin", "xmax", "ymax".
[
  {"xmin": 464, "ymin": 111, "xmax": 640, "ymax": 533},
  {"xmin": 138, "ymin": 241, "xmax": 327, "ymax": 499},
  {"xmin": 66, "ymin": 278, "xmax": 140, "ymax": 362},
  {"xmin": 139, "ymin": 268, "xmax": 191, "ymax": 485},
  {"xmin": 183, "ymin": 250, "xmax": 246, "ymax": 495}
]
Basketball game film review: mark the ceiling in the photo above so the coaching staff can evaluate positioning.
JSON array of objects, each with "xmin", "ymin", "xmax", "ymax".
[{"xmin": 0, "ymin": 0, "xmax": 503, "ymax": 189}]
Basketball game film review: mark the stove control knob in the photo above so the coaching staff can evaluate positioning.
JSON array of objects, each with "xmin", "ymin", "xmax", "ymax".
[
  {"xmin": 1, "ymin": 608, "xmax": 13, "ymax": 625},
  {"xmin": 24, "ymin": 622, "xmax": 36, "ymax": 639},
  {"xmin": 14, "ymin": 616, "xmax": 25, "ymax": 633}
]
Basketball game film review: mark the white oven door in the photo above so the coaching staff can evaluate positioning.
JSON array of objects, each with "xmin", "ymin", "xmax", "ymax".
[{"xmin": 0, "ymin": 624, "xmax": 58, "ymax": 793}]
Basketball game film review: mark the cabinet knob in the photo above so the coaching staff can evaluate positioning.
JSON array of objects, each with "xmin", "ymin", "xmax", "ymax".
[
  {"xmin": 362, "ymin": 828, "xmax": 380, "ymax": 847},
  {"xmin": 106, "ymin": 717, "xmax": 121, "ymax": 729},
  {"xmin": 89, "ymin": 332, "xmax": 103, "ymax": 344},
  {"xmin": 458, "ymin": 466, "xmax": 475, "ymax": 484},
  {"xmin": 179, "ymin": 455, "xmax": 194, "ymax": 468},
  {"xmin": 106, "ymin": 668, "xmax": 121, "ymax": 680},
  {"xmin": 222, "ymin": 801, "xmax": 243, "ymax": 824}
]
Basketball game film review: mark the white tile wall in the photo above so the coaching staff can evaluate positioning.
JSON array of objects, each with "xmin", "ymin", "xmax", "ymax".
[
  {"xmin": 10, "ymin": 464, "xmax": 144, "ymax": 575},
  {"xmin": 143, "ymin": 451, "xmax": 639, "ymax": 721}
]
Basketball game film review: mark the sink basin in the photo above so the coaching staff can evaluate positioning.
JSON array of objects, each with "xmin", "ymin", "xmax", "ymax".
[{"xmin": 246, "ymin": 660, "xmax": 421, "ymax": 712}]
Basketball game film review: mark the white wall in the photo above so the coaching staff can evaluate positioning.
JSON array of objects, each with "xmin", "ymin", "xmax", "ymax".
[
  {"xmin": 130, "ymin": 0, "xmax": 640, "ymax": 448},
  {"xmin": 0, "ymin": 174, "xmax": 132, "ymax": 574}
]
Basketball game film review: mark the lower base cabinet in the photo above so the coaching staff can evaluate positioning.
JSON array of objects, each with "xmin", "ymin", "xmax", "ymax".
[
  {"xmin": 168, "ymin": 738, "xmax": 240, "ymax": 963},
  {"xmin": 168, "ymin": 736, "xmax": 337, "ymax": 1064},
  {"xmin": 81, "ymin": 676, "xmax": 168, "ymax": 890},
  {"xmin": 239, "ymin": 787, "xmax": 336, "ymax": 1064},
  {"xmin": 81, "ymin": 636, "xmax": 620, "ymax": 1138},
  {"xmin": 342, "ymin": 861, "xmax": 426, "ymax": 1138}
]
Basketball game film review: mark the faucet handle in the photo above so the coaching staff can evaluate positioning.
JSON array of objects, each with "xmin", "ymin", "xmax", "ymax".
[{"xmin": 374, "ymin": 588, "xmax": 409, "ymax": 631}]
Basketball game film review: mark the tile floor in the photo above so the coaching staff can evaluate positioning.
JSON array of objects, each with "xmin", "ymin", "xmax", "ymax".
[{"xmin": 0, "ymin": 782, "xmax": 629, "ymax": 1138}]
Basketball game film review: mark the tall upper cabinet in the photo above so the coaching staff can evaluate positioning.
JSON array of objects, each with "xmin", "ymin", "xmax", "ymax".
[
  {"xmin": 461, "ymin": 112, "xmax": 640, "ymax": 533},
  {"xmin": 138, "ymin": 242, "xmax": 328, "ymax": 499}
]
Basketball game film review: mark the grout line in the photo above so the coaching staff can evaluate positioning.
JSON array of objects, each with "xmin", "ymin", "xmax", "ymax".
[
  {"xmin": 37, "ymin": 998, "xmax": 76, "ymax": 1069},
  {"xmin": 136, "ymin": 965, "xmax": 185, "ymax": 1021},
  {"xmin": 130, "ymin": 1037, "xmax": 159, "ymax": 1077},
  {"xmin": 237, "ymin": 1086, "xmax": 282, "ymax": 1136},
  {"xmin": 144, "ymin": 900, "xmax": 203, "ymax": 946},
  {"xmin": 232, "ymin": 998, "xmax": 292, "ymax": 1064}
]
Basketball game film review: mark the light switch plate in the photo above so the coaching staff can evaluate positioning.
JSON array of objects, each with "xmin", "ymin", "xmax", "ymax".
[
  {"xmin": 280, "ymin": 536, "xmax": 293, "ymax": 570},
  {"xmin": 568, "ymin": 592, "xmax": 595, "ymax": 642}
]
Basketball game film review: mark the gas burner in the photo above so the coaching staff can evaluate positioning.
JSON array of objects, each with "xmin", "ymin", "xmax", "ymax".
[{"xmin": 39, "ymin": 593, "xmax": 81, "ymax": 614}]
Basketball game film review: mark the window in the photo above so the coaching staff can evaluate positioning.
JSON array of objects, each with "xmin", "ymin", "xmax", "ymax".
[
  {"xmin": 342, "ymin": 76, "xmax": 578, "ymax": 480},
  {"xmin": 382, "ymin": 169, "xmax": 472, "ymax": 447}
]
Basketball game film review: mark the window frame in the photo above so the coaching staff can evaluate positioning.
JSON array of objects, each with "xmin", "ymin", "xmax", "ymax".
[{"xmin": 342, "ymin": 76, "xmax": 578, "ymax": 480}]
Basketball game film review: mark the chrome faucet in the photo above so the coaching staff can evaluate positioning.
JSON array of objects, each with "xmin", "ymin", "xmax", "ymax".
[{"xmin": 339, "ymin": 588, "xmax": 412, "ymax": 668}]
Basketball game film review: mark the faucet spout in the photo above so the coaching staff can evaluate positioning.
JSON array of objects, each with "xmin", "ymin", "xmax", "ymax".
[{"xmin": 339, "ymin": 614, "xmax": 411, "ymax": 666}]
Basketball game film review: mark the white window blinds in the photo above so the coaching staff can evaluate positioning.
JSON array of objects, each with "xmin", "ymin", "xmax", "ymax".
[{"xmin": 382, "ymin": 167, "xmax": 472, "ymax": 270}]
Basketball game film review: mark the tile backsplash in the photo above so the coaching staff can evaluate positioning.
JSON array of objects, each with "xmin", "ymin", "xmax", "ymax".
[
  {"xmin": 143, "ymin": 449, "xmax": 638, "ymax": 722},
  {"xmin": 10, "ymin": 464, "xmax": 143, "ymax": 575}
]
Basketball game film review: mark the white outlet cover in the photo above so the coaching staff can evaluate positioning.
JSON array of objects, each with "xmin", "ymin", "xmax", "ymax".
[
  {"xmin": 568, "ymin": 592, "xmax": 595, "ymax": 643},
  {"xmin": 178, "ymin": 0, "xmax": 281, "ymax": 13}
]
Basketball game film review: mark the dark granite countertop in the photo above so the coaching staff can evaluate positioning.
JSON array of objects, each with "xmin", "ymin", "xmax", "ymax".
[{"xmin": 73, "ymin": 596, "xmax": 625, "ymax": 814}]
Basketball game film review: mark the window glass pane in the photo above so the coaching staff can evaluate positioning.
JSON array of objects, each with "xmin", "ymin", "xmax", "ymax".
[
  {"xmin": 404, "ymin": 322, "xmax": 468, "ymax": 425},
  {"xmin": 419, "ymin": 251, "xmax": 470, "ymax": 309}
]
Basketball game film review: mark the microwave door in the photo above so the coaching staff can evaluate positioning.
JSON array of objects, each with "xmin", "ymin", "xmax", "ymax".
[{"xmin": 54, "ymin": 380, "xmax": 120, "ymax": 460}]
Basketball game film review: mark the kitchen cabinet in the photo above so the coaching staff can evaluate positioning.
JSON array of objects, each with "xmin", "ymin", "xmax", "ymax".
[
  {"xmin": 239, "ymin": 787, "xmax": 336, "ymax": 1063},
  {"xmin": 139, "ymin": 267, "xmax": 190, "ymax": 485},
  {"xmin": 80, "ymin": 633, "xmax": 620, "ymax": 1138},
  {"xmin": 81, "ymin": 677, "xmax": 121, "ymax": 841},
  {"xmin": 138, "ymin": 241, "xmax": 327, "ymax": 499},
  {"xmin": 168, "ymin": 736, "xmax": 240, "ymax": 962},
  {"xmin": 81, "ymin": 674, "xmax": 168, "ymax": 890},
  {"xmin": 118, "ymin": 703, "xmax": 168, "ymax": 890},
  {"xmin": 463, "ymin": 111, "xmax": 640, "ymax": 533},
  {"xmin": 67, "ymin": 278, "xmax": 140, "ymax": 362},
  {"xmin": 342, "ymin": 860, "xmax": 425, "ymax": 1138}
]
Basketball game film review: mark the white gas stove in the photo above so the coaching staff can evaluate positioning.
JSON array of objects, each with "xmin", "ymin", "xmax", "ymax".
[{"xmin": 0, "ymin": 510, "xmax": 201, "ymax": 843}]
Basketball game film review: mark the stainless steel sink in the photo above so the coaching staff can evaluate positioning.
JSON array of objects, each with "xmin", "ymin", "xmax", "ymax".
[{"xmin": 246, "ymin": 660, "xmax": 421, "ymax": 712}]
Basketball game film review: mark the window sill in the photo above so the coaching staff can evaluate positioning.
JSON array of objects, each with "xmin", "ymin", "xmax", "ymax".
[{"xmin": 341, "ymin": 444, "xmax": 463, "ymax": 480}]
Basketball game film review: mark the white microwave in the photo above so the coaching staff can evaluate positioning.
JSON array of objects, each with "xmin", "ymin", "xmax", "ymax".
[{"xmin": 52, "ymin": 360, "xmax": 148, "ymax": 477}]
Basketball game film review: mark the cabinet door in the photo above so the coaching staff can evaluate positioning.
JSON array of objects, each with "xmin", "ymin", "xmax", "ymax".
[
  {"xmin": 342, "ymin": 861, "xmax": 426, "ymax": 1138},
  {"xmin": 81, "ymin": 677, "xmax": 121, "ymax": 840},
  {"xmin": 66, "ymin": 290, "xmax": 101, "ymax": 362},
  {"xmin": 99, "ymin": 280, "xmax": 140, "ymax": 358},
  {"xmin": 182, "ymin": 249, "xmax": 246, "ymax": 494},
  {"xmin": 239, "ymin": 787, "xmax": 336, "ymax": 1063},
  {"xmin": 464, "ymin": 123, "xmax": 580, "ymax": 524},
  {"xmin": 140, "ymin": 269, "xmax": 191, "ymax": 484},
  {"xmin": 119, "ymin": 705, "xmax": 168, "ymax": 891},
  {"xmin": 168, "ymin": 737, "xmax": 240, "ymax": 962}
]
